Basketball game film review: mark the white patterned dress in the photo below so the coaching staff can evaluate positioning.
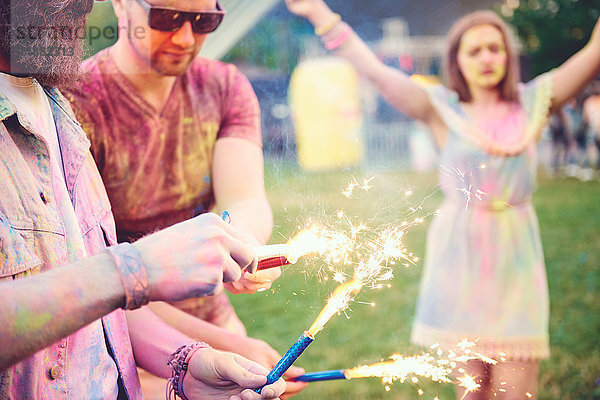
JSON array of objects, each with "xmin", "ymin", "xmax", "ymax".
[{"xmin": 410, "ymin": 74, "xmax": 553, "ymax": 360}]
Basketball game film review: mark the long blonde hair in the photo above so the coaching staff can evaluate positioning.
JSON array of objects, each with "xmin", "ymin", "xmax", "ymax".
[{"xmin": 444, "ymin": 10, "xmax": 520, "ymax": 102}]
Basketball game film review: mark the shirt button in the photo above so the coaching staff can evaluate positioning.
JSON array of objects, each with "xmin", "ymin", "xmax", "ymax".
[
  {"xmin": 49, "ymin": 365, "xmax": 61, "ymax": 380},
  {"xmin": 40, "ymin": 191, "xmax": 50, "ymax": 204}
]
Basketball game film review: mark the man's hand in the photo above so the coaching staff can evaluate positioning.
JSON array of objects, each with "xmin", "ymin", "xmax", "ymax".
[
  {"xmin": 225, "ymin": 268, "xmax": 282, "ymax": 295},
  {"xmin": 134, "ymin": 213, "xmax": 257, "ymax": 303},
  {"xmin": 184, "ymin": 348, "xmax": 285, "ymax": 400}
]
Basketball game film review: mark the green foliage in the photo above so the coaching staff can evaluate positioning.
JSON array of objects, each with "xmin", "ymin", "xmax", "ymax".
[
  {"xmin": 230, "ymin": 163, "xmax": 600, "ymax": 399},
  {"xmin": 84, "ymin": 2, "xmax": 118, "ymax": 57},
  {"xmin": 501, "ymin": 0, "xmax": 600, "ymax": 77},
  {"xmin": 223, "ymin": 18, "xmax": 308, "ymax": 74}
]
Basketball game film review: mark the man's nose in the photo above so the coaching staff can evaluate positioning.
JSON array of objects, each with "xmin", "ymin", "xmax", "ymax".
[{"xmin": 171, "ymin": 20, "xmax": 195, "ymax": 47}]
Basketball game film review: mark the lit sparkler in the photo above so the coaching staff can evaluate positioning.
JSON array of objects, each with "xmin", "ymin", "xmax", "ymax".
[
  {"xmin": 294, "ymin": 344, "xmax": 498, "ymax": 397},
  {"xmin": 293, "ymin": 338, "xmax": 498, "ymax": 393},
  {"xmin": 295, "ymin": 354, "xmax": 452, "ymax": 384},
  {"xmin": 256, "ymin": 177, "xmax": 428, "ymax": 393},
  {"xmin": 254, "ymin": 224, "xmax": 355, "ymax": 270},
  {"xmin": 255, "ymin": 224, "xmax": 413, "ymax": 393}
]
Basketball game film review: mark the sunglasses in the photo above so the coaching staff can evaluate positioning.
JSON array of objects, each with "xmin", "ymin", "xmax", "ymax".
[{"xmin": 132, "ymin": 0, "xmax": 225, "ymax": 34}]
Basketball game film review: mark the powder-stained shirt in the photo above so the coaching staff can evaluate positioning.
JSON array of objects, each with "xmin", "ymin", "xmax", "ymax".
[
  {"xmin": 0, "ymin": 87, "xmax": 141, "ymax": 399},
  {"xmin": 65, "ymin": 50, "xmax": 261, "ymax": 328},
  {"xmin": 66, "ymin": 49, "xmax": 262, "ymax": 242}
]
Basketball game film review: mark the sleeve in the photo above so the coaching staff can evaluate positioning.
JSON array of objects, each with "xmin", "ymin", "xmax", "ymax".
[
  {"xmin": 518, "ymin": 71, "xmax": 554, "ymax": 131},
  {"xmin": 0, "ymin": 214, "xmax": 41, "ymax": 280},
  {"xmin": 421, "ymin": 83, "xmax": 467, "ymax": 137},
  {"xmin": 218, "ymin": 66, "xmax": 262, "ymax": 147}
]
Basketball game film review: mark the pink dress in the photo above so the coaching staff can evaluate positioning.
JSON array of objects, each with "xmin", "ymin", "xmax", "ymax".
[{"xmin": 411, "ymin": 74, "xmax": 553, "ymax": 360}]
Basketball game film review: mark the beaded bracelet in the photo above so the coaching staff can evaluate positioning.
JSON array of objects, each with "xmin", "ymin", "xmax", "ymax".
[
  {"xmin": 105, "ymin": 243, "xmax": 149, "ymax": 310},
  {"xmin": 315, "ymin": 13, "xmax": 341, "ymax": 36},
  {"xmin": 323, "ymin": 22, "xmax": 353, "ymax": 51},
  {"xmin": 166, "ymin": 342, "xmax": 211, "ymax": 400}
]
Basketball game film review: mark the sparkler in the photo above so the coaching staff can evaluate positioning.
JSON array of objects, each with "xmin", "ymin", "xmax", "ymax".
[
  {"xmin": 253, "ymin": 224, "xmax": 355, "ymax": 271},
  {"xmin": 255, "ymin": 244, "xmax": 292, "ymax": 271},
  {"xmin": 293, "ymin": 369, "xmax": 347, "ymax": 382},
  {"xmin": 255, "ymin": 225, "xmax": 412, "ymax": 393},
  {"xmin": 255, "ymin": 331, "xmax": 314, "ymax": 393},
  {"xmin": 294, "ymin": 354, "xmax": 453, "ymax": 384},
  {"xmin": 294, "ymin": 345, "xmax": 497, "ymax": 397},
  {"xmin": 255, "ymin": 177, "xmax": 424, "ymax": 393}
]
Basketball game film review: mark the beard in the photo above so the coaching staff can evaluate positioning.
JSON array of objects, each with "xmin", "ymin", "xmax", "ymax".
[{"xmin": 0, "ymin": 0, "xmax": 94, "ymax": 88}]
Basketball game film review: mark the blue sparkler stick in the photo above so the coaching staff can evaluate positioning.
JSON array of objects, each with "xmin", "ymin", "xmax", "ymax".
[
  {"xmin": 293, "ymin": 369, "xmax": 347, "ymax": 382},
  {"xmin": 255, "ymin": 331, "xmax": 314, "ymax": 393}
]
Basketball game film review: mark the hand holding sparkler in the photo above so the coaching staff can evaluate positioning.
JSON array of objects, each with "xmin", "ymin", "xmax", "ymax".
[{"xmin": 181, "ymin": 347, "xmax": 286, "ymax": 400}]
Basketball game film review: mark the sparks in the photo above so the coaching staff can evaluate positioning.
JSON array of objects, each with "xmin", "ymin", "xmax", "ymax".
[
  {"xmin": 285, "ymin": 224, "xmax": 354, "ymax": 264},
  {"xmin": 440, "ymin": 164, "xmax": 487, "ymax": 210},
  {"xmin": 361, "ymin": 177, "xmax": 375, "ymax": 191},
  {"xmin": 342, "ymin": 176, "xmax": 376, "ymax": 198},
  {"xmin": 457, "ymin": 374, "xmax": 480, "ymax": 399},
  {"xmin": 345, "ymin": 354, "xmax": 452, "ymax": 384}
]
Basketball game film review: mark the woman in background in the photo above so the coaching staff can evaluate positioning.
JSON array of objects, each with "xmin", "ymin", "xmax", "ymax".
[{"xmin": 286, "ymin": 1, "xmax": 600, "ymax": 398}]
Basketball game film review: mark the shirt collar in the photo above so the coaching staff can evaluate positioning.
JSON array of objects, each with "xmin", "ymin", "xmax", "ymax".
[{"xmin": 0, "ymin": 83, "xmax": 92, "ymax": 197}]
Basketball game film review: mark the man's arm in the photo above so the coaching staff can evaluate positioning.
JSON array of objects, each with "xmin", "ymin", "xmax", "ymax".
[
  {"xmin": 212, "ymin": 137, "xmax": 281, "ymax": 295},
  {"xmin": 212, "ymin": 137, "xmax": 273, "ymax": 245},
  {"xmin": 0, "ymin": 213, "xmax": 254, "ymax": 370},
  {"xmin": 126, "ymin": 308, "xmax": 287, "ymax": 399},
  {"xmin": 0, "ymin": 252, "xmax": 123, "ymax": 370}
]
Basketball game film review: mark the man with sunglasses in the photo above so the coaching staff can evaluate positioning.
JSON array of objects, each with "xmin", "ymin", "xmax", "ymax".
[
  {"xmin": 0, "ymin": 0, "xmax": 287, "ymax": 399},
  {"xmin": 66, "ymin": 0, "xmax": 307, "ymax": 398}
]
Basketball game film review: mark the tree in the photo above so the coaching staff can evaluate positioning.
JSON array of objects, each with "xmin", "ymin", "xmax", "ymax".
[{"xmin": 499, "ymin": 0, "xmax": 600, "ymax": 78}]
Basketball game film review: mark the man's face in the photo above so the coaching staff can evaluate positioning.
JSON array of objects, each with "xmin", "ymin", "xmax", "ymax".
[
  {"xmin": 125, "ymin": 0, "xmax": 217, "ymax": 76},
  {"xmin": 0, "ymin": 0, "xmax": 94, "ymax": 87}
]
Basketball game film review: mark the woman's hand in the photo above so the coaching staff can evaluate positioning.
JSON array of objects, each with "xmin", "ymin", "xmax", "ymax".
[{"xmin": 285, "ymin": 0, "xmax": 318, "ymax": 17}]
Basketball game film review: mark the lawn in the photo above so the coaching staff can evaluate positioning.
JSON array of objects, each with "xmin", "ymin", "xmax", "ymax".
[{"xmin": 229, "ymin": 162, "xmax": 600, "ymax": 400}]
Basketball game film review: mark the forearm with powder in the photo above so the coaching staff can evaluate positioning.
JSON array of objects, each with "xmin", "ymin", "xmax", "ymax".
[{"xmin": 0, "ymin": 252, "xmax": 125, "ymax": 370}]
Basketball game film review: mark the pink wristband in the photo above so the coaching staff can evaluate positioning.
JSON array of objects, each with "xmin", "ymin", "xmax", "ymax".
[
  {"xmin": 105, "ymin": 243, "xmax": 149, "ymax": 310},
  {"xmin": 323, "ymin": 24, "xmax": 352, "ymax": 51}
]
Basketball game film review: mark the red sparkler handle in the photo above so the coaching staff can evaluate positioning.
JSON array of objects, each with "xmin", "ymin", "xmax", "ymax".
[{"xmin": 257, "ymin": 256, "xmax": 291, "ymax": 271}]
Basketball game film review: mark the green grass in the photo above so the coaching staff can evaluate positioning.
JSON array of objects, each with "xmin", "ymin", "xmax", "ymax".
[{"xmin": 229, "ymin": 163, "xmax": 600, "ymax": 400}]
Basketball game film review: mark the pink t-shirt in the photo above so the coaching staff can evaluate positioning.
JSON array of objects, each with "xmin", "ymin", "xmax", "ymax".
[
  {"xmin": 65, "ymin": 49, "xmax": 261, "ymax": 327},
  {"xmin": 66, "ymin": 49, "xmax": 262, "ymax": 242}
]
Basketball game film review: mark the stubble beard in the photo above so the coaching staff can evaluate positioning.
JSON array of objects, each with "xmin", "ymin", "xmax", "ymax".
[{"xmin": 0, "ymin": 0, "xmax": 93, "ymax": 88}]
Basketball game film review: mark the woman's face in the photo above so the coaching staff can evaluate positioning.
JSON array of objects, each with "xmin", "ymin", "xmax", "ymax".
[{"xmin": 457, "ymin": 24, "xmax": 508, "ymax": 91}]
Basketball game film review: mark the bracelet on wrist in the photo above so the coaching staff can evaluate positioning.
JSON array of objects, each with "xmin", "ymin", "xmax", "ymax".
[
  {"xmin": 105, "ymin": 243, "xmax": 149, "ymax": 310},
  {"xmin": 322, "ymin": 22, "xmax": 353, "ymax": 51},
  {"xmin": 315, "ymin": 13, "xmax": 341, "ymax": 36},
  {"xmin": 166, "ymin": 342, "xmax": 211, "ymax": 400}
]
